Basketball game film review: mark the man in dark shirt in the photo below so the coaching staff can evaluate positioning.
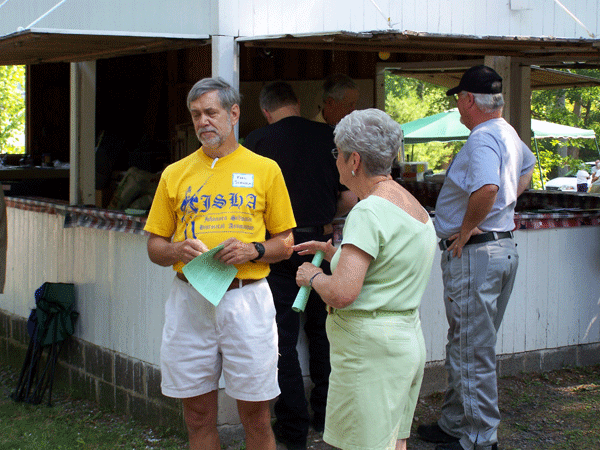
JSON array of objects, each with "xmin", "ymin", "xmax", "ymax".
[{"xmin": 245, "ymin": 81, "xmax": 356, "ymax": 450}]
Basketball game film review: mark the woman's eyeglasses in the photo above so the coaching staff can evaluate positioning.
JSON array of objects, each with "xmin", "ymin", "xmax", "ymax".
[{"xmin": 331, "ymin": 148, "xmax": 339, "ymax": 159}]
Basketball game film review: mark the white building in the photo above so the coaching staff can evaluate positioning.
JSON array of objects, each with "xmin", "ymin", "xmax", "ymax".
[{"xmin": 0, "ymin": 0, "xmax": 599, "ymax": 442}]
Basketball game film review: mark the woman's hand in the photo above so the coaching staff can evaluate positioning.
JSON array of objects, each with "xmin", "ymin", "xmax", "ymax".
[
  {"xmin": 293, "ymin": 239, "xmax": 337, "ymax": 262},
  {"xmin": 296, "ymin": 263, "xmax": 323, "ymax": 287}
]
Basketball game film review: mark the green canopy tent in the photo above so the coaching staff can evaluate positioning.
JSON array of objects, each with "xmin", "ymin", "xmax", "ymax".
[{"xmin": 401, "ymin": 109, "xmax": 599, "ymax": 189}]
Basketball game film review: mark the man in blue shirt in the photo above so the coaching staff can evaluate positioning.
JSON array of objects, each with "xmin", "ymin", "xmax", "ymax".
[{"xmin": 417, "ymin": 65, "xmax": 536, "ymax": 450}]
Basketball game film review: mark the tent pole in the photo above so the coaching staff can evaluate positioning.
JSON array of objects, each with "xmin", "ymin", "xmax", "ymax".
[
  {"xmin": 595, "ymin": 137, "xmax": 600, "ymax": 157},
  {"xmin": 533, "ymin": 138, "xmax": 544, "ymax": 190}
]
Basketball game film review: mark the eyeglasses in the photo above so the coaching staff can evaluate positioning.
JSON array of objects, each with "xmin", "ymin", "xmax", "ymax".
[{"xmin": 331, "ymin": 148, "xmax": 339, "ymax": 159}]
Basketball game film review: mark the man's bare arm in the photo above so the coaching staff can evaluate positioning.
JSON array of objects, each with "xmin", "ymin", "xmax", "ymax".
[
  {"xmin": 517, "ymin": 167, "xmax": 534, "ymax": 197},
  {"xmin": 215, "ymin": 229, "xmax": 294, "ymax": 266}
]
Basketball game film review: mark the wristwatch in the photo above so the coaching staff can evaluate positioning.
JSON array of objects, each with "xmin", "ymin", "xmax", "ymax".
[{"xmin": 251, "ymin": 242, "xmax": 265, "ymax": 261}]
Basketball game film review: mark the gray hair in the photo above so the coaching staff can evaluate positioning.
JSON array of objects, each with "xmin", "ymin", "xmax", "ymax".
[
  {"xmin": 187, "ymin": 77, "xmax": 241, "ymax": 111},
  {"xmin": 259, "ymin": 81, "xmax": 298, "ymax": 112},
  {"xmin": 322, "ymin": 74, "xmax": 358, "ymax": 103},
  {"xmin": 334, "ymin": 109, "xmax": 403, "ymax": 177},
  {"xmin": 471, "ymin": 92, "xmax": 504, "ymax": 113}
]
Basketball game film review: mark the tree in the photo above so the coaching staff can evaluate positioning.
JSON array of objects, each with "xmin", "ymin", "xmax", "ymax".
[
  {"xmin": 0, "ymin": 65, "xmax": 26, "ymax": 154},
  {"xmin": 531, "ymin": 70, "xmax": 600, "ymax": 182},
  {"xmin": 385, "ymin": 72, "xmax": 459, "ymax": 170},
  {"xmin": 385, "ymin": 69, "xmax": 600, "ymax": 184}
]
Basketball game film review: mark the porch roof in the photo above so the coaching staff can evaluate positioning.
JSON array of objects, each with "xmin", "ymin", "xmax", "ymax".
[{"xmin": 0, "ymin": 28, "xmax": 209, "ymax": 65}]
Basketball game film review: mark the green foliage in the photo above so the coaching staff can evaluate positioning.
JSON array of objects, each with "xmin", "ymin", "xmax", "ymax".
[
  {"xmin": 0, "ymin": 65, "xmax": 26, "ymax": 155},
  {"xmin": 385, "ymin": 72, "xmax": 457, "ymax": 170},
  {"xmin": 530, "ymin": 148, "xmax": 585, "ymax": 190},
  {"xmin": 385, "ymin": 69, "xmax": 600, "ymax": 182},
  {"xmin": 529, "ymin": 70, "xmax": 600, "ymax": 187},
  {"xmin": 385, "ymin": 73, "xmax": 451, "ymax": 123},
  {"xmin": 530, "ymin": 69, "xmax": 600, "ymax": 167}
]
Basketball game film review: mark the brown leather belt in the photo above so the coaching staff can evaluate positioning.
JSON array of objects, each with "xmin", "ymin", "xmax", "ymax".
[{"xmin": 176, "ymin": 272, "xmax": 257, "ymax": 291}]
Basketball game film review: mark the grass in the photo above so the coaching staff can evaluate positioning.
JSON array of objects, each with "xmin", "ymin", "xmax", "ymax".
[{"xmin": 0, "ymin": 366, "xmax": 188, "ymax": 450}]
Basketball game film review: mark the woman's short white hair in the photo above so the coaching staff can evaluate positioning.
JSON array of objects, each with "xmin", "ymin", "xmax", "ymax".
[{"xmin": 334, "ymin": 109, "xmax": 403, "ymax": 177}]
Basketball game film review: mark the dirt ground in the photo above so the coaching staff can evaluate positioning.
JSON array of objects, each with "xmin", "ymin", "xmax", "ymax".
[
  {"xmin": 3, "ymin": 361, "xmax": 597, "ymax": 450},
  {"xmin": 296, "ymin": 365, "xmax": 600, "ymax": 450}
]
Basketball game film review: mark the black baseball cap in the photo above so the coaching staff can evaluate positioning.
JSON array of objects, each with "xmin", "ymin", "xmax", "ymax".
[{"xmin": 446, "ymin": 65, "xmax": 503, "ymax": 96}]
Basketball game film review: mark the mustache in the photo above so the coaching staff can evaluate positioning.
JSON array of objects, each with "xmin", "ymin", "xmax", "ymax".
[{"xmin": 198, "ymin": 127, "xmax": 217, "ymax": 135}]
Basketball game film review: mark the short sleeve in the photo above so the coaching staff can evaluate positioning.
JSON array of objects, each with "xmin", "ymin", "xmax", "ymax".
[
  {"xmin": 465, "ymin": 138, "xmax": 501, "ymax": 194},
  {"xmin": 144, "ymin": 173, "xmax": 177, "ymax": 238},
  {"xmin": 520, "ymin": 142, "xmax": 536, "ymax": 176},
  {"xmin": 263, "ymin": 163, "xmax": 296, "ymax": 235},
  {"xmin": 341, "ymin": 204, "xmax": 379, "ymax": 260}
]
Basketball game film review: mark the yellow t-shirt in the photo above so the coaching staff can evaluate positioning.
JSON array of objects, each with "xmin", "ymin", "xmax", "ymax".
[{"xmin": 144, "ymin": 145, "xmax": 296, "ymax": 279}]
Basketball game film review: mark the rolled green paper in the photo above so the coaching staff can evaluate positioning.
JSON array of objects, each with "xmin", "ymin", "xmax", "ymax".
[{"xmin": 292, "ymin": 250, "xmax": 325, "ymax": 312}]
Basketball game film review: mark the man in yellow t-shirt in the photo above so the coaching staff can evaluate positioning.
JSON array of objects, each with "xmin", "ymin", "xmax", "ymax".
[{"xmin": 144, "ymin": 77, "xmax": 296, "ymax": 450}]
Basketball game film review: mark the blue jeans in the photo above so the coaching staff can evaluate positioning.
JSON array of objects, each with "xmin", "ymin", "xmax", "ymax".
[{"xmin": 438, "ymin": 238, "xmax": 518, "ymax": 450}]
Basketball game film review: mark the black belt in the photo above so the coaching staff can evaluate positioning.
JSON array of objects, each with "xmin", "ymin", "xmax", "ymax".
[
  {"xmin": 438, "ymin": 231, "xmax": 513, "ymax": 251},
  {"xmin": 295, "ymin": 223, "xmax": 333, "ymax": 235}
]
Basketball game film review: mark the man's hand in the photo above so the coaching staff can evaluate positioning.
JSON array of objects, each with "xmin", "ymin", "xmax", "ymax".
[
  {"xmin": 214, "ymin": 238, "xmax": 257, "ymax": 265},
  {"xmin": 449, "ymin": 184, "xmax": 498, "ymax": 258},
  {"xmin": 147, "ymin": 233, "xmax": 209, "ymax": 267},
  {"xmin": 175, "ymin": 238, "xmax": 210, "ymax": 264},
  {"xmin": 446, "ymin": 227, "xmax": 482, "ymax": 258}
]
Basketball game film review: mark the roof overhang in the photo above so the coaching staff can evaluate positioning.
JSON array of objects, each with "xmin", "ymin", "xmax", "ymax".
[
  {"xmin": 386, "ymin": 63, "xmax": 600, "ymax": 90},
  {"xmin": 240, "ymin": 29, "xmax": 600, "ymax": 67},
  {"xmin": 0, "ymin": 29, "xmax": 210, "ymax": 65},
  {"xmin": 240, "ymin": 30, "xmax": 600, "ymax": 89}
]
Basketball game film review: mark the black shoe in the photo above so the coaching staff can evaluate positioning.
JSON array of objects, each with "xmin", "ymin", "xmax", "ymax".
[
  {"xmin": 416, "ymin": 422, "xmax": 460, "ymax": 443},
  {"xmin": 272, "ymin": 421, "xmax": 308, "ymax": 450},
  {"xmin": 435, "ymin": 442, "xmax": 498, "ymax": 450}
]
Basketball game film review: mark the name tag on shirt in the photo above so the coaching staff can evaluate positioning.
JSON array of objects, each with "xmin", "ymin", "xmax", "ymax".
[{"xmin": 232, "ymin": 173, "xmax": 254, "ymax": 188}]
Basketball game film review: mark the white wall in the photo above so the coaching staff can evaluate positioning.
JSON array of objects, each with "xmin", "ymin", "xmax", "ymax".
[
  {"xmin": 2, "ymin": 0, "xmax": 597, "ymax": 41},
  {"xmin": 1, "ymin": 206, "xmax": 171, "ymax": 365},
  {"xmin": 0, "ymin": 0, "xmax": 210, "ymax": 37},
  {"xmin": 420, "ymin": 225, "xmax": 600, "ymax": 361},
  {"xmin": 237, "ymin": 0, "xmax": 599, "ymax": 40},
  {"xmin": 2, "ymin": 205, "xmax": 599, "ymax": 368}
]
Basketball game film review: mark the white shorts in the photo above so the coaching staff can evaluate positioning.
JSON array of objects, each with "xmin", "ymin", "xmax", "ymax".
[{"xmin": 160, "ymin": 276, "xmax": 280, "ymax": 402}]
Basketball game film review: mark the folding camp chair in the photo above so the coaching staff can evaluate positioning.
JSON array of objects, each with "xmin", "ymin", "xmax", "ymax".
[{"xmin": 12, "ymin": 282, "xmax": 79, "ymax": 406}]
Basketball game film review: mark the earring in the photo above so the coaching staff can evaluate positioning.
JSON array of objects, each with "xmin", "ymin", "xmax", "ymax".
[{"xmin": 351, "ymin": 170, "xmax": 356, "ymax": 177}]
